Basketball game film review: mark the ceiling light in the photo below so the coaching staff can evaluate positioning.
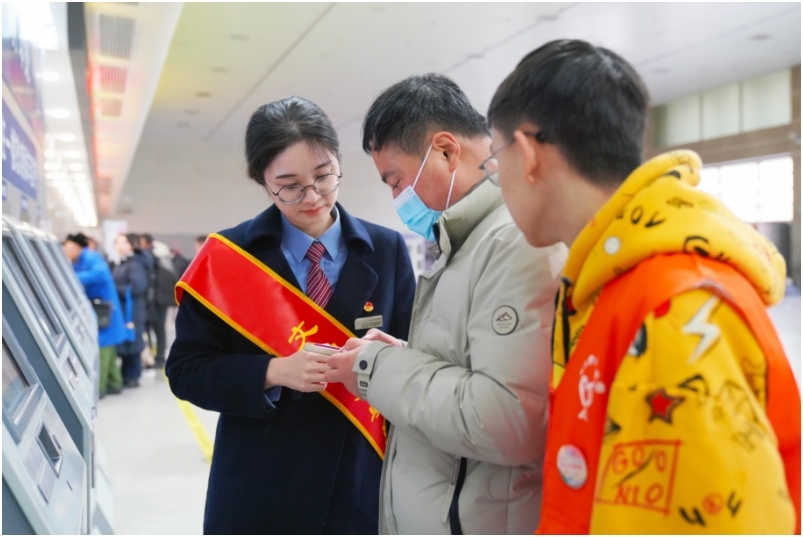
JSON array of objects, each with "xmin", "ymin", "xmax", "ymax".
[
  {"xmin": 44, "ymin": 162, "xmax": 62, "ymax": 171},
  {"xmin": 45, "ymin": 109, "xmax": 70, "ymax": 119},
  {"xmin": 72, "ymin": 173, "xmax": 87, "ymax": 181},
  {"xmin": 16, "ymin": 3, "xmax": 58, "ymax": 50},
  {"xmin": 55, "ymin": 133, "xmax": 77, "ymax": 142},
  {"xmin": 68, "ymin": 163, "xmax": 85, "ymax": 172},
  {"xmin": 37, "ymin": 71, "xmax": 61, "ymax": 82},
  {"xmin": 62, "ymin": 150, "xmax": 82, "ymax": 159}
]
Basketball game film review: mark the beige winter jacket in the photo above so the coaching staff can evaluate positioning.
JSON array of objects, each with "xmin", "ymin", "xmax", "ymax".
[{"xmin": 353, "ymin": 179, "xmax": 568, "ymax": 534}]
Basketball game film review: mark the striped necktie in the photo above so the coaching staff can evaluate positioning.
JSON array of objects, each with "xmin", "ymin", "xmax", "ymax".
[{"xmin": 305, "ymin": 241, "xmax": 332, "ymax": 307}]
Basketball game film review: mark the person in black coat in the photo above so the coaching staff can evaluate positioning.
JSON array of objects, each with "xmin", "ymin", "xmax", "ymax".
[
  {"xmin": 166, "ymin": 96, "xmax": 416, "ymax": 534},
  {"xmin": 111, "ymin": 233, "xmax": 150, "ymax": 387}
]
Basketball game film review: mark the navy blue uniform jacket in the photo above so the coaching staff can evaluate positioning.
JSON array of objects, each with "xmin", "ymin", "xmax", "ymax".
[{"xmin": 166, "ymin": 203, "xmax": 416, "ymax": 534}]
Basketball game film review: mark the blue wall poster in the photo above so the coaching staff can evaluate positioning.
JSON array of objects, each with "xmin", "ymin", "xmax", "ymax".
[{"xmin": 2, "ymin": 98, "xmax": 38, "ymax": 199}]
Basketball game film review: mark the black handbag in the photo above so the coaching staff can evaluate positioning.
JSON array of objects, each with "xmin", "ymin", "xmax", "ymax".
[{"xmin": 91, "ymin": 299, "xmax": 113, "ymax": 328}]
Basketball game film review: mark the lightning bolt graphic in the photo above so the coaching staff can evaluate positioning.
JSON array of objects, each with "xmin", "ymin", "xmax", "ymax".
[{"xmin": 682, "ymin": 296, "xmax": 720, "ymax": 364}]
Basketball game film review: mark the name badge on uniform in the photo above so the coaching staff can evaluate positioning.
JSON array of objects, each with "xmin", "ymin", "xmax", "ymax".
[{"xmin": 355, "ymin": 315, "xmax": 383, "ymax": 331}]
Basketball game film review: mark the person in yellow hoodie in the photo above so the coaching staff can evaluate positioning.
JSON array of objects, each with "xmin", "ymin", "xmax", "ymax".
[{"xmin": 485, "ymin": 38, "xmax": 800, "ymax": 534}]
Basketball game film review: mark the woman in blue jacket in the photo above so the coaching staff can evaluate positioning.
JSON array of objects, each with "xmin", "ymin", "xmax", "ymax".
[
  {"xmin": 63, "ymin": 232, "xmax": 128, "ymax": 397},
  {"xmin": 166, "ymin": 96, "xmax": 416, "ymax": 534},
  {"xmin": 111, "ymin": 233, "xmax": 150, "ymax": 388}
]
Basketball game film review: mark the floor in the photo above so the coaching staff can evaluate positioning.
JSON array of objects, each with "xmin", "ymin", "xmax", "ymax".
[
  {"xmin": 94, "ymin": 308, "xmax": 217, "ymax": 535},
  {"xmin": 95, "ymin": 296, "xmax": 801, "ymax": 534}
]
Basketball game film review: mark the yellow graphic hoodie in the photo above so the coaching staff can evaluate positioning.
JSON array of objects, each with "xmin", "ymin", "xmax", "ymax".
[{"xmin": 552, "ymin": 150, "xmax": 797, "ymax": 533}]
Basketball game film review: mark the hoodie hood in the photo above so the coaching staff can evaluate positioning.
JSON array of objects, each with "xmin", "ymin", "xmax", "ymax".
[{"xmin": 564, "ymin": 150, "xmax": 787, "ymax": 309}]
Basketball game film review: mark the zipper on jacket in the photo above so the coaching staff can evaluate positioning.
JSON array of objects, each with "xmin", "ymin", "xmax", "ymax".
[
  {"xmin": 440, "ymin": 456, "xmax": 467, "ymax": 534},
  {"xmin": 560, "ymin": 278, "xmax": 573, "ymax": 364}
]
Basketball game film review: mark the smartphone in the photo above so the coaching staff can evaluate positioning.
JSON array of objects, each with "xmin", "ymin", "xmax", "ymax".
[{"xmin": 303, "ymin": 343, "xmax": 341, "ymax": 355}]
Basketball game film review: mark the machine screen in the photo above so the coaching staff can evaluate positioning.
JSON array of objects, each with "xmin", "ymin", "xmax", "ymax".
[
  {"xmin": 46, "ymin": 240, "xmax": 85, "ymax": 302},
  {"xmin": 30, "ymin": 239, "xmax": 74, "ymax": 315},
  {"xmin": 2, "ymin": 237, "xmax": 64, "ymax": 341},
  {"xmin": 2, "ymin": 340, "xmax": 30, "ymax": 418}
]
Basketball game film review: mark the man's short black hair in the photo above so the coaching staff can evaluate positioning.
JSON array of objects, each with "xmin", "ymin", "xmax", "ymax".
[
  {"xmin": 488, "ymin": 39, "xmax": 649, "ymax": 187},
  {"xmin": 362, "ymin": 73, "xmax": 490, "ymax": 157},
  {"xmin": 140, "ymin": 233, "xmax": 154, "ymax": 245},
  {"xmin": 65, "ymin": 232, "xmax": 88, "ymax": 248}
]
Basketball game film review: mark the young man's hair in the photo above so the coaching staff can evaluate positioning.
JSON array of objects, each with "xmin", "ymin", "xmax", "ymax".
[
  {"xmin": 488, "ymin": 39, "xmax": 649, "ymax": 187},
  {"xmin": 362, "ymin": 73, "xmax": 490, "ymax": 157},
  {"xmin": 65, "ymin": 232, "xmax": 88, "ymax": 248}
]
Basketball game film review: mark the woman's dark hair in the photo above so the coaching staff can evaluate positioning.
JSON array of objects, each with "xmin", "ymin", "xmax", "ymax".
[
  {"xmin": 362, "ymin": 73, "xmax": 490, "ymax": 158},
  {"xmin": 245, "ymin": 96, "xmax": 341, "ymax": 186},
  {"xmin": 121, "ymin": 233, "xmax": 139, "ymax": 249},
  {"xmin": 488, "ymin": 39, "xmax": 649, "ymax": 187}
]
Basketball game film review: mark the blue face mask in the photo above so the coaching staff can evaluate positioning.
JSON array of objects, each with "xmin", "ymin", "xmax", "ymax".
[{"xmin": 393, "ymin": 143, "xmax": 456, "ymax": 242}]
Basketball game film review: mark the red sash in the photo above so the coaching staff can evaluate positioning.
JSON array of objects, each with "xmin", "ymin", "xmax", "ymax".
[
  {"xmin": 538, "ymin": 253, "xmax": 800, "ymax": 534},
  {"xmin": 175, "ymin": 233, "xmax": 386, "ymax": 458}
]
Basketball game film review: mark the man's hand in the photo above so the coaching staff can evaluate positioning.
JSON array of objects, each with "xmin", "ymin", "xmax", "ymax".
[
  {"xmin": 265, "ymin": 349, "xmax": 330, "ymax": 392},
  {"xmin": 324, "ymin": 337, "xmax": 370, "ymax": 396},
  {"xmin": 363, "ymin": 328, "xmax": 405, "ymax": 347}
]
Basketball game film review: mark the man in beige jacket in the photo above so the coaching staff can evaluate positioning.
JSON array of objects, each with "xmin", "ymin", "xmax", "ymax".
[{"xmin": 326, "ymin": 73, "xmax": 567, "ymax": 534}]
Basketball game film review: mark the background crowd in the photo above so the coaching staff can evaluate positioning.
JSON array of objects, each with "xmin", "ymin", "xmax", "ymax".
[{"xmin": 62, "ymin": 231, "xmax": 201, "ymax": 397}]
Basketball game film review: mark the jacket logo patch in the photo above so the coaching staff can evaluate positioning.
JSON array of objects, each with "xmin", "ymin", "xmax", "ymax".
[{"xmin": 491, "ymin": 306, "xmax": 518, "ymax": 335}]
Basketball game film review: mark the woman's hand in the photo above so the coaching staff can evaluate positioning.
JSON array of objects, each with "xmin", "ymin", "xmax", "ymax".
[{"xmin": 265, "ymin": 349, "xmax": 331, "ymax": 392}]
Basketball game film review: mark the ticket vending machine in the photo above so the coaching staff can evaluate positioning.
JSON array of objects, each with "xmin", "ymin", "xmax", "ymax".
[
  {"xmin": 3, "ymin": 318, "xmax": 87, "ymax": 534},
  {"xmin": 10, "ymin": 220, "xmax": 97, "ymax": 333},
  {"xmin": 43, "ymin": 237, "xmax": 98, "ymax": 333},
  {"xmin": 37, "ymin": 231, "xmax": 116, "ymax": 534},
  {"xmin": 5, "ymin": 218, "xmax": 99, "ymax": 391},
  {"xmin": 2, "ymin": 225, "xmax": 95, "ymax": 531}
]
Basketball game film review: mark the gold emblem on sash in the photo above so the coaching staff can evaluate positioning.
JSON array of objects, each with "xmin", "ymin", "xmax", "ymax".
[{"xmin": 288, "ymin": 321, "xmax": 319, "ymax": 350}]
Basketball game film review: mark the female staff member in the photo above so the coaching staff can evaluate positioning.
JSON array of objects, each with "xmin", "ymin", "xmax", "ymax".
[{"xmin": 166, "ymin": 96, "xmax": 416, "ymax": 534}]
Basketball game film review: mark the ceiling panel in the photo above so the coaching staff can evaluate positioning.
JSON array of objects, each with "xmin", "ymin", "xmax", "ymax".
[
  {"xmin": 143, "ymin": 2, "xmax": 332, "ymax": 143},
  {"xmin": 115, "ymin": 2, "xmax": 800, "ymax": 236}
]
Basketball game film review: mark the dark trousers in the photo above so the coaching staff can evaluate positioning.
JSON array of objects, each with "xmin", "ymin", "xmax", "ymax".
[
  {"xmin": 146, "ymin": 305, "xmax": 168, "ymax": 363},
  {"xmin": 120, "ymin": 352, "xmax": 142, "ymax": 382}
]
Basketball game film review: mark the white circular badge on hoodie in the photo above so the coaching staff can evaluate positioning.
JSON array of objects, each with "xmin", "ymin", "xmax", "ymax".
[
  {"xmin": 491, "ymin": 306, "xmax": 518, "ymax": 335},
  {"xmin": 604, "ymin": 236, "xmax": 621, "ymax": 255}
]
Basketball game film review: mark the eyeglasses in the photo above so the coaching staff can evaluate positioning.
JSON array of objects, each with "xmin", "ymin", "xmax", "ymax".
[
  {"xmin": 267, "ymin": 173, "xmax": 342, "ymax": 204},
  {"xmin": 479, "ymin": 131, "xmax": 551, "ymax": 186}
]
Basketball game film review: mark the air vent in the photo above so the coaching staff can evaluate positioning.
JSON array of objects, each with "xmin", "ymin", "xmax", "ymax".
[
  {"xmin": 98, "ymin": 14, "xmax": 136, "ymax": 59},
  {"xmin": 99, "ymin": 65, "xmax": 127, "ymax": 93},
  {"xmin": 99, "ymin": 99, "xmax": 123, "ymax": 117}
]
